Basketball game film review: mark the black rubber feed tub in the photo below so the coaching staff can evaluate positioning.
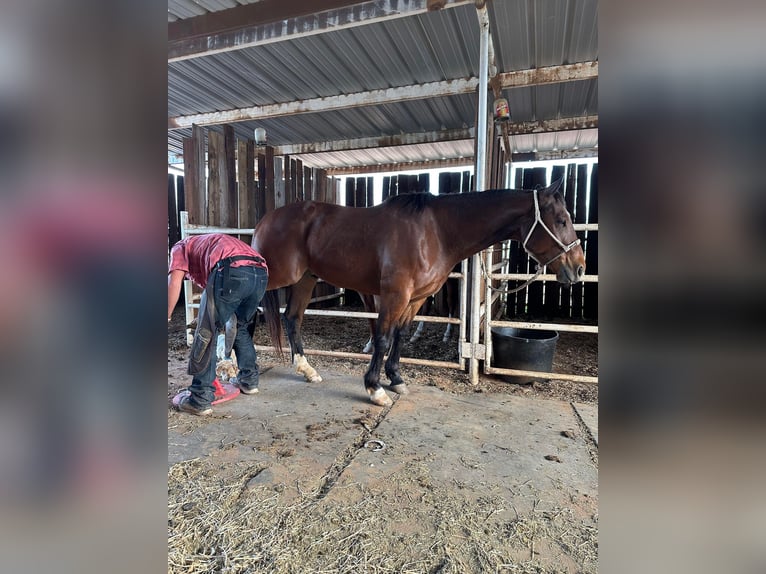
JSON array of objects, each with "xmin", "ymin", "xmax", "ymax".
[{"xmin": 491, "ymin": 327, "xmax": 559, "ymax": 384}]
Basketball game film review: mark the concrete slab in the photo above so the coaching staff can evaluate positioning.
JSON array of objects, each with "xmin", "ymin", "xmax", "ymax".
[
  {"xmin": 168, "ymin": 365, "xmax": 598, "ymax": 571},
  {"xmin": 573, "ymin": 401, "xmax": 598, "ymax": 446},
  {"xmin": 168, "ymin": 365, "xmax": 387, "ymax": 495},
  {"xmin": 327, "ymin": 384, "xmax": 597, "ymax": 512}
]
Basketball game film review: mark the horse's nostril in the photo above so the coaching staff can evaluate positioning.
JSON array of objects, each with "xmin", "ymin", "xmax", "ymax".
[{"xmin": 577, "ymin": 265, "xmax": 584, "ymax": 278}]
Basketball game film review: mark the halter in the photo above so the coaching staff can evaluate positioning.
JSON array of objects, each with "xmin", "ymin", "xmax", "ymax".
[
  {"xmin": 522, "ymin": 188, "xmax": 581, "ymax": 268},
  {"xmin": 481, "ymin": 188, "xmax": 581, "ymax": 294}
]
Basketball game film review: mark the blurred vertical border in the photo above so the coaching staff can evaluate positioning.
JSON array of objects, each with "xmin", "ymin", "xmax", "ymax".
[
  {"xmin": 600, "ymin": 1, "xmax": 766, "ymax": 573},
  {"xmin": 0, "ymin": 1, "xmax": 167, "ymax": 572}
]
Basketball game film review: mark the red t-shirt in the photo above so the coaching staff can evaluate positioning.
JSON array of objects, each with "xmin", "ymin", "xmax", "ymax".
[{"xmin": 168, "ymin": 234, "xmax": 267, "ymax": 288}]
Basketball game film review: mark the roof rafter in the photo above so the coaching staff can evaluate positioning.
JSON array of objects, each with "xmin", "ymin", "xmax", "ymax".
[
  {"xmin": 169, "ymin": 0, "xmax": 474, "ymax": 62},
  {"xmin": 168, "ymin": 62, "xmax": 598, "ymax": 130}
]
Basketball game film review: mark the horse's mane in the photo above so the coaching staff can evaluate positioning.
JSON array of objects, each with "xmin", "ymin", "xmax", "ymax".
[
  {"xmin": 383, "ymin": 188, "xmax": 533, "ymax": 215},
  {"xmin": 383, "ymin": 191, "xmax": 435, "ymax": 214}
]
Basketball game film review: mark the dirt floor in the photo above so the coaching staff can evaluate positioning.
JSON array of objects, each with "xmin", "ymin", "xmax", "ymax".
[{"xmin": 167, "ymin": 305, "xmax": 598, "ymax": 573}]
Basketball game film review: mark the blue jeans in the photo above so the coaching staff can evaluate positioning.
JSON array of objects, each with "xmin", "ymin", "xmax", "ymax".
[{"xmin": 188, "ymin": 265, "xmax": 268, "ymax": 407}]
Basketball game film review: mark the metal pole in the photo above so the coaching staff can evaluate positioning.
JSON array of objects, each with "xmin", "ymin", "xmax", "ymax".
[{"xmin": 470, "ymin": 4, "xmax": 490, "ymax": 385}]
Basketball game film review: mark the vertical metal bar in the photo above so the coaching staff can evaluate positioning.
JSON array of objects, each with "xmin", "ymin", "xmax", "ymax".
[
  {"xmin": 179, "ymin": 211, "xmax": 195, "ymax": 346},
  {"xmin": 470, "ymin": 4, "xmax": 490, "ymax": 385},
  {"xmin": 458, "ymin": 258, "xmax": 468, "ymax": 370}
]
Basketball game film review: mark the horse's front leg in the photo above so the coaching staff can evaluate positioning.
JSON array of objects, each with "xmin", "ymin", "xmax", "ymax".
[
  {"xmin": 385, "ymin": 327, "xmax": 408, "ymax": 395},
  {"xmin": 284, "ymin": 272, "xmax": 322, "ymax": 383},
  {"xmin": 364, "ymin": 295, "xmax": 413, "ymax": 406},
  {"xmin": 364, "ymin": 328, "xmax": 393, "ymax": 406}
]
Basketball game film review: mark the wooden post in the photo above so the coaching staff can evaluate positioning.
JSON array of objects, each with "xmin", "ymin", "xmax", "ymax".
[
  {"xmin": 237, "ymin": 138, "xmax": 256, "ymax": 239},
  {"xmin": 182, "ymin": 124, "xmax": 206, "ymax": 224}
]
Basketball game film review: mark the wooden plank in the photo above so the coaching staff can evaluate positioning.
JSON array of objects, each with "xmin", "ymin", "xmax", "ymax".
[
  {"xmin": 571, "ymin": 164, "xmax": 589, "ymax": 320},
  {"xmin": 295, "ymin": 158, "xmax": 304, "ymax": 201},
  {"xmin": 355, "ymin": 177, "xmax": 367, "ymax": 208},
  {"xmin": 345, "ymin": 178, "xmax": 355, "ymax": 207},
  {"xmin": 526, "ymin": 168, "xmax": 547, "ymax": 317},
  {"xmin": 237, "ymin": 138, "xmax": 256, "ymax": 238},
  {"xmin": 176, "ymin": 175, "xmax": 185, "ymax": 214},
  {"xmin": 283, "ymin": 155, "xmax": 293, "ymax": 204},
  {"xmin": 304, "ymin": 165, "xmax": 313, "ymax": 201},
  {"xmin": 438, "ymin": 172, "xmax": 449, "ymax": 195},
  {"xmin": 207, "ymin": 129, "xmax": 224, "ymax": 225},
  {"xmin": 168, "ymin": 175, "xmax": 179, "ymax": 249},
  {"xmin": 182, "ymin": 124, "xmax": 206, "ymax": 224},
  {"xmin": 543, "ymin": 165, "xmax": 568, "ymax": 318},
  {"xmin": 315, "ymin": 168, "xmax": 328, "ymax": 203},
  {"xmin": 584, "ymin": 163, "xmax": 598, "ymax": 321},
  {"xmin": 223, "ymin": 125, "xmax": 237, "ymax": 227},
  {"xmin": 381, "ymin": 176, "xmax": 391, "ymax": 202},
  {"xmin": 273, "ymin": 156, "xmax": 284, "ymax": 210},
  {"xmin": 263, "ymin": 145, "xmax": 275, "ymax": 216},
  {"xmin": 365, "ymin": 176, "xmax": 373, "ymax": 205}
]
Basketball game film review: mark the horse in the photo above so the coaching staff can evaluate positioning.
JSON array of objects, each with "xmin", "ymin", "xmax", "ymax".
[
  {"xmin": 360, "ymin": 271, "xmax": 459, "ymax": 353},
  {"xmin": 252, "ymin": 177, "xmax": 584, "ymax": 407}
]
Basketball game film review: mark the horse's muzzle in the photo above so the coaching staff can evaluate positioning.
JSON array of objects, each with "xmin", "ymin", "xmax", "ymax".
[{"xmin": 556, "ymin": 262, "xmax": 585, "ymax": 285}]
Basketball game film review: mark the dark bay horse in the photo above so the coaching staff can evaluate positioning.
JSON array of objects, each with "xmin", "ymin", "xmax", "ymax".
[{"xmin": 252, "ymin": 178, "xmax": 584, "ymax": 406}]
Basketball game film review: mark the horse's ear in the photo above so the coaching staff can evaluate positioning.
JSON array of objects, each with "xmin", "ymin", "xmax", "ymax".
[{"xmin": 545, "ymin": 177, "xmax": 564, "ymax": 195}]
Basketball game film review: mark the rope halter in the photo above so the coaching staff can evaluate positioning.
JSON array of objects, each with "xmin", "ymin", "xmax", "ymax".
[{"xmin": 522, "ymin": 188, "xmax": 581, "ymax": 268}]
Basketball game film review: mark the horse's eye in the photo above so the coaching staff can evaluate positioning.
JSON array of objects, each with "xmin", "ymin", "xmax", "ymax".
[{"xmin": 557, "ymin": 219, "xmax": 566, "ymax": 226}]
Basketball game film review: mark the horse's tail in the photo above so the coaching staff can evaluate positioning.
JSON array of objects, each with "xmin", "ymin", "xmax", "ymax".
[{"xmin": 262, "ymin": 290, "xmax": 285, "ymax": 361}]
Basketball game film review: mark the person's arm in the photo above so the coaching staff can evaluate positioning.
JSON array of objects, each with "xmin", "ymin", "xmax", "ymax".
[{"xmin": 168, "ymin": 269, "xmax": 185, "ymax": 321}]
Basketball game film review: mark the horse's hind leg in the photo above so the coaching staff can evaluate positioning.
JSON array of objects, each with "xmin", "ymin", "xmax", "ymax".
[
  {"xmin": 361, "ymin": 293, "xmax": 377, "ymax": 354},
  {"xmin": 285, "ymin": 271, "xmax": 322, "ymax": 383}
]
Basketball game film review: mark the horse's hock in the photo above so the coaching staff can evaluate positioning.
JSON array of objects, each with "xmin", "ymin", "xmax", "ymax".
[{"xmin": 491, "ymin": 327, "xmax": 559, "ymax": 384}]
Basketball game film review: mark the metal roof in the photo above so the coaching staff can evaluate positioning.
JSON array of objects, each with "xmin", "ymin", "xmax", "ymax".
[{"xmin": 167, "ymin": 0, "xmax": 598, "ymax": 170}]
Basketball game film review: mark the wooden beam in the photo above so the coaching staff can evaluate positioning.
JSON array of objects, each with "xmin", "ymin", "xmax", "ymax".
[
  {"xmin": 275, "ymin": 117, "xmax": 596, "ymax": 158},
  {"xmin": 497, "ymin": 61, "xmax": 598, "ymax": 88},
  {"xmin": 168, "ymin": 62, "xmax": 597, "ymax": 130},
  {"xmin": 169, "ymin": 0, "xmax": 473, "ymax": 62},
  {"xmin": 169, "ymin": 78, "xmax": 478, "ymax": 129},
  {"xmin": 273, "ymin": 128, "xmax": 474, "ymax": 155},
  {"xmin": 326, "ymin": 157, "xmax": 473, "ymax": 176}
]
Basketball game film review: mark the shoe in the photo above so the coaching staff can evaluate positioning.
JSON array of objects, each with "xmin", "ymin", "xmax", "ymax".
[
  {"xmin": 175, "ymin": 394, "xmax": 213, "ymax": 416},
  {"xmin": 232, "ymin": 378, "xmax": 259, "ymax": 395}
]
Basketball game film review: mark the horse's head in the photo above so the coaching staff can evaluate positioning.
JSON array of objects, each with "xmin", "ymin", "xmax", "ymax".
[{"xmin": 522, "ymin": 178, "xmax": 586, "ymax": 285}]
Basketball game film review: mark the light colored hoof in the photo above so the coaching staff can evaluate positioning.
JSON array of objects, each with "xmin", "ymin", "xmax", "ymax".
[
  {"xmin": 369, "ymin": 388, "xmax": 393, "ymax": 407},
  {"xmin": 294, "ymin": 354, "xmax": 323, "ymax": 383},
  {"xmin": 389, "ymin": 384, "xmax": 409, "ymax": 395}
]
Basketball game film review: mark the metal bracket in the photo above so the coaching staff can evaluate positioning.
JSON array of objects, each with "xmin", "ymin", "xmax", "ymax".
[{"xmin": 461, "ymin": 342, "xmax": 486, "ymax": 359}]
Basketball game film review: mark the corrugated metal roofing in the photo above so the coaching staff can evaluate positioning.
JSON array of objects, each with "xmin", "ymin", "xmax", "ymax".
[{"xmin": 168, "ymin": 0, "xmax": 598, "ymax": 168}]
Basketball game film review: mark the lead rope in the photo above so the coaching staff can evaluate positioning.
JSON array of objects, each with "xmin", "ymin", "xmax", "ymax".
[{"xmin": 479, "ymin": 189, "xmax": 580, "ymax": 295}]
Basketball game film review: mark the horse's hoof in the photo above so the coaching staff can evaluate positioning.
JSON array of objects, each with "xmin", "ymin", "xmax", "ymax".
[
  {"xmin": 294, "ymin": 354, "xmax": 322, "ymax": 383},
  {"xmin": 369, "ymin": 388, "xmax": 393, "ymax": 407},
  {"xmin": 389, "ymin": 384, "xmax": 409, "ymax": 395}
]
